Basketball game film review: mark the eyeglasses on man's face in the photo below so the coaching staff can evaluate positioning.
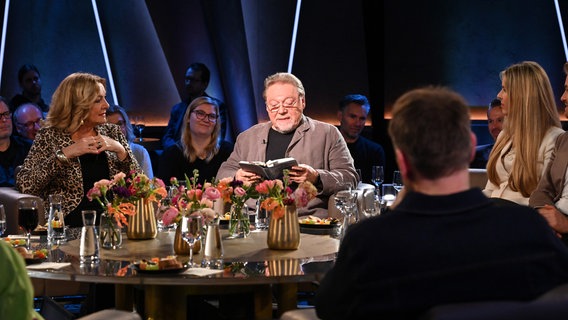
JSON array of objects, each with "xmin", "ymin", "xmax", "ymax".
[
  {"xmin": 0, "ymin": 111, "xmax": 11, "ymax": 120},
  {"xmin": 17, "ymin": 118, "xmax": 42, "ymax": 129},
  {"xmin": 192, "ymin": 109, "xmax": 218, "ymax": 122},
  {"xmin": 266, "ymin": 97, "xmax": 299, "ymax": 113}
]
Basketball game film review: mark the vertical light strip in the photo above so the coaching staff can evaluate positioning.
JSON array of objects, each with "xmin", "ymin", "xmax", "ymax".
[
  {"xmin": 287, "ymin": 0, "xmax": 302, "ymax": 73},
  {"xmin": 91, "ymin": 0, "xmax": 118, "ymax": 105},
  {"xmin": 554, "ymin": 0, "xmax": 568, "ymax": 61},
  {"xmin": 0, "ymin": 0, "xmax": 10, "ymax": 88}
]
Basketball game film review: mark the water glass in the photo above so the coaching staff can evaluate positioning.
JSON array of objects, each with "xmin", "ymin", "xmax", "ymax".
[
  {"xmin": 48, "ymin": 194, "xmax": 66, "ymax": 244},
  {"xmin": 255, "ymin": 197, "xmax": 269, "ymax": 231},
  {"xmin": 181, "ymin": 214, "xmax": 203, "ymax": 267},
  {"xmin": 80, "ymin": 210, "xmax": 100, "ymax": 265}
]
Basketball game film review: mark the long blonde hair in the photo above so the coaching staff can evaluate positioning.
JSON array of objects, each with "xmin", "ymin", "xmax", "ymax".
[
  {"xmin": 180, "ymin": 96, "xmax": 221, "ymax": 162},
  {"xmin": 44, "ymin": 72, "xmax": 106, "ymax": 133},
  {"xmin": 487, "ymin": 61, "xmax": 561, "ymax": 196}
]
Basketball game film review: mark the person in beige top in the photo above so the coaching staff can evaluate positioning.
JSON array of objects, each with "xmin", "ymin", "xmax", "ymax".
[
  {"xmin": 530, "ymin": 62, "xmax": 568, "ymax": 238},
  {"xmin": 483, "ymin": 61, "xmax": 563, "ymax": 205}
]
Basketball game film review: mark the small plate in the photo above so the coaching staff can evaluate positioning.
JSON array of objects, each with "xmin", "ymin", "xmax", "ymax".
[
  {"xmin": 299, "ymin": 222, "xmax": 339, "ymax": 229},
  {"xmin": 132, "ymin": 263, "xmax": 189, "ymax": 274},
  {"xmin": 25, "ymin": 258, "xmax": 46, "ymax": 265}
]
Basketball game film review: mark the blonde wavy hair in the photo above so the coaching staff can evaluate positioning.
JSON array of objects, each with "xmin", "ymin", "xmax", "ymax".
[
  {"xmin": 43, "ymin": 72, "xmax": 106, "ymax": 133},
  {"xmin": 487, "ymin": 61, "xmax": 561, "ymax": 196},
  {"xmin": 180, "ymin": 96, "xmax": 221, "ymax": 163}
]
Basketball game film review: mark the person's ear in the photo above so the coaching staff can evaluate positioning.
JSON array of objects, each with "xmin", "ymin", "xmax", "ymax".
[
  {"xmin": 394, "ymin": 148, "xmax": 409, "ymax": 178},
  {"xmin": 469, "ymin": 132, "xmax": 477, "ymax": 162},
  {"xmin": 337, "ymin": 111, "xmax": 343, "ymax": 123}
]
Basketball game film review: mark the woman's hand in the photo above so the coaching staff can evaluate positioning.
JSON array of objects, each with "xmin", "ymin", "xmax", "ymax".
[
  {"xmin": 537, "ymin": 204, "xmax": 568, "ymax": 233},
  {"xmin": 63, "ymin": 135, "xmax": 126, "ymax": 160}
]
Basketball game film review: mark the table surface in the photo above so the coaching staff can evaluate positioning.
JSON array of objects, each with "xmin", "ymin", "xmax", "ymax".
[{"xmin": 26, "ymin": 230, "xmax": 339, "ymax": 286}]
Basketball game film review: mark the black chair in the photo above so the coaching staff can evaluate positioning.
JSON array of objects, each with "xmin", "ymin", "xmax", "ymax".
[{"xmin": 40, "ymin": 296, "xmax": 75, "ymax": 320}]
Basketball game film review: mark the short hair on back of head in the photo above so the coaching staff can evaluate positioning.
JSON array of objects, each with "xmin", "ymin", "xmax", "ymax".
[{"xmin": 388, "ymin": 86, "xmax": 472, "ymax": 180}]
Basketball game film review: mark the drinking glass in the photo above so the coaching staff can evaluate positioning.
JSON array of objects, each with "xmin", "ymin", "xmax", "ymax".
[
  {"xmin": 333, "ymin": 183, "xmax": 357, "ymax": 239},
  {"xmin": 356, "ymin": 168, "xmax": 362, "ymax": 186},
  {"xmin": 133, "ymin": 116, "xmax": 146, "ymax": 141},
  {"xmin": 393, "ymin": 170, "xmax": 403, "ymax": 192},
  {"xmin": 18, "ymin": 198, "xmax": 39, "ymax": 250},
  {"xmin": 371, "ymin": 166, "xmax": 384, "ymax": 198},
  {"xmin": 0, "ymin": 204, "xmax": 6, "ymax": 237},
  {"xmin": 181, "ymin": 214, "xmax": 203, "ymax": 267}
]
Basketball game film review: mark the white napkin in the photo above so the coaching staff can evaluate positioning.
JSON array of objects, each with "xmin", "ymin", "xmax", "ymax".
[
  {"xmin": 182, "ymin": 267, "xmax": 224, "ymax": 276},
  {"xmin": 26, "ymin": 262, "xmax": 71, "ymax": 270}
]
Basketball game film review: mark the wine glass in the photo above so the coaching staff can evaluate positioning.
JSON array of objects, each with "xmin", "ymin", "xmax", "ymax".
[
  {"xmin": 333, "ymin": 183, "xmax": 357, "ymax": 239},
  {"xmin": 181, "ymin": 214, "xmax": 203, "ymax": 267},
  {"xmin": 18, "ymin": 198, "xmax": 39, "ymax": 250},
  {"xmin": 371, "ymin": 166, "xmax": 384, "ymax": 198},
  {"xmin": 0, "ymin": 204, "xmax": 6, "ymax": 237},
  {"xmin": 133, "ymin": 116, "xmax": 146, "ymax": 141},
  {"xmin": 393, "ymin": 170, "xmax": 404, "ymax": 192}
]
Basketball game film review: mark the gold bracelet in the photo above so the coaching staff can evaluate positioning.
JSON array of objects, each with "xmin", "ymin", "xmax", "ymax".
[{"xmin": 55, "ymin": 149, "xmax": 70, "ymax": 165}]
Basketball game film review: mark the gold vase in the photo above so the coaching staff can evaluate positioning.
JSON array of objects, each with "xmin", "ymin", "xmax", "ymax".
[
  {"xmin": 127, "ymin": 198, "xmax": 158, "ymax": 240},
  {"xmin": 174, "ymin": 223, "xmax": 201, "ymax": 254},
  {"xmin": 267, "ymin": 204, "xmax": 300, "ymax": 250}
]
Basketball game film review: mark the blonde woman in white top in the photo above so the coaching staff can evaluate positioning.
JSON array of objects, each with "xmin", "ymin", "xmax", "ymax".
[{"xmin": 483, "ymin": 61, "xmax": 563, "ymax": 205}]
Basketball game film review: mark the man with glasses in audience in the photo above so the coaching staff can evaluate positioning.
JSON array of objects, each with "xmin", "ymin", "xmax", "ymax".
[
  {"xmin": 13, "ymin": 102, "xmax": 43, "ymax": 141},
  {"xmin": 217, "ymin": 72, "xmax": 357, "ymax": 218},
  {"xmin": 0, "ymin": 97, "xmax": 32, "ymax": 187}
]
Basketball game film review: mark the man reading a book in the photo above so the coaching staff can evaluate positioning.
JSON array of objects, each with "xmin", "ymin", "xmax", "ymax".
[{"xmin": 216, "ymin": 72, "xmax": 357, "ymax": 218}]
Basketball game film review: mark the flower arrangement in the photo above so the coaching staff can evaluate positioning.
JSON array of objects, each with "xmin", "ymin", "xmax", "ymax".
[
  {"xmin": 255, "ymin": 170, "xmax": 318, "ymax": 220},
  {"xmin": 87, "ymin": 171, "xmax": 167, "ymax": 227},
  {"xmin": 161, "ymin": 170, "xmax": 221, "ymax": 226},
  {"xmin": 216, "ymin": 177, "xmax": 259, "ymax": 236}
]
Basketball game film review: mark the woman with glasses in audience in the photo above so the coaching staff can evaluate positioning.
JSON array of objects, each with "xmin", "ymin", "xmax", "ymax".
[{"xmin": 157, "ymin": 96, "xmax": 233, "ymax": 185}]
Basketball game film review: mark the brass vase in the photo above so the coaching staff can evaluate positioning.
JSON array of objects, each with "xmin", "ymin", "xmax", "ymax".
[
  {"xmin": 174, "ymin": 223, "xmax": 201, "ymax": 254},
  {"xmin": 127, "ymin": 198, "xmax": 158, "ymax": 240},
  {"xmin": 267, "ymin": 204, "xmax": 300, "ymax": 250}
]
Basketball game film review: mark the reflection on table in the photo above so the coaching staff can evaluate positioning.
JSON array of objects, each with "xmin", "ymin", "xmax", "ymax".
[
  {"xmin": 132, "ymin": 137, "xmax": 161, "ymax": 151},
  {"xmin": 27, "ymin": 230, "xmax": 338, "ymax": 320}
]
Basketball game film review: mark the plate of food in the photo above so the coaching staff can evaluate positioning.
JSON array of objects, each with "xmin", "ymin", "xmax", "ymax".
[
  {"xmin": 132, "ymin": 256, "xmax": 188, "ymax": 274},
  {"xmin": 3, "ymin": 237, "xmax": 27, "ymax": 247},
  {"xmin": 299, "ymin": 216, "xmax": 340, "ymax": 229},
  {"xmin": 15, "ymin": 247, "xmax": 48, "ymax": 265}
]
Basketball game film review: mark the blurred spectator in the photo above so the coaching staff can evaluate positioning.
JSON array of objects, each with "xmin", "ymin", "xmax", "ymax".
[
  {"xmin": 337, "ymin": 94, "xmax": 385, "ymax": 183},
  {"xmin": 11, "ymin": 64, "xmax": 49, "ymax": 114},
  {"xmin": 107, "ymin": 104, "xmax": 154, "ymax": 178},
  {"xmin": 162, "ymin": 62, "xmax": 228, "ymax": 149},
  {"xmin": 0, "ymin": 96, "xmax": 32, "ymax": 187},
  {"xmin": 158, "ymin": 96, "xmax": 232, "ymax": 185},
  {"xmin": 13, "ymin": 102, "xmax": 43, "ymax": 141},
  {"xmin": 470, "ymin": 98, "xmax": 504, "ymax": 168}
]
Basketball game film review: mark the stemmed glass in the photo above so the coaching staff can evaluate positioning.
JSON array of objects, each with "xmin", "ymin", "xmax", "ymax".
[
  {"xmin": 133, "ymin": 116, "xmax": 146, "ymax": 141},
  {"xmin": 393, "ymin": 170, "xmax": 404, "ymax": 193},
  {"xmin": 18, "ymin": 198, "xmax": 39, "ymax": 250},
  {"xmin": 333, "ymin": 183, "xmax": 357, "ymax": 239},
  {"xmin": 0, "ymin": 204, "xmax": 6, "ymax": 237},
  {"xmin": 181, "ymin": 214, "xmax": 203, "ymax": 267}
]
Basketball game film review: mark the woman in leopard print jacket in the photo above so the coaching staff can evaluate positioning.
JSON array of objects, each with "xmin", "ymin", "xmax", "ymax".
[{"xmin": 16, "ymin": 72, "xmax": 140, "ymax": 229}]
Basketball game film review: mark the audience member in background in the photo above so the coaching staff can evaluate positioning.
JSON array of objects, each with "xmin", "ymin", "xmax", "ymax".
[
  {"xmin": 315, "ymin": 86, "xmax": 568, "ymax": 320},
  {"xmin": 337, "ymin": 93, "xmax": 385, "ymax": 184},
  {"xmin": 483, "ymin": 61, "xmax": 563, "ymax": 205},
  {"xmin": 530, "ymin": 62, "xmax": 568, "ymax": 241},
  {"xmin": 470, "ymin": 98, "xmax": 504, "ymax": 168},
  {"xmin": 11, "ymin": 64, "xmax": 49, "ymax": 114},
  {"xmin": 162, "ymin": 62, "xmax": 228, "ymax": 149},
  {"xmin": 0, "ymin": 96, "xmax": 32, "ymax": 187},
  {"xmin": 16, "ymin": 72, "xmax": 140, "ymax": 230},
  {"xmin": 158, "ymin": 96, "xmax": 233, "ymax": 185},
  {"xmin": 107, "ymin": 104, "xmax": 153, "ymax": 178},
  {"xmin": 13, "ymin": 102, "xmax": 43, "ymax": 141},
  {"xmin": 217, "ymin": 72, "xmax": 357, "ymax": 217},
  {"xmin": 0, "ymin": 240, "xmax": 44, "ymax": 320}
]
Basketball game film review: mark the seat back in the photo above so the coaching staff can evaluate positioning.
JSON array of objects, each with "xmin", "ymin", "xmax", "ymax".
[
  {"xmin": 0, "ymin": 187, "xmax": 45, "ymax": 235},
  {"xmin": 469, "ymin": 168, "xmax": 487, "ymax": 189}
]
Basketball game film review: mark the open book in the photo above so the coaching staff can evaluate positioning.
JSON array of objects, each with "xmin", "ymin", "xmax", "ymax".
[{"xmin": 239, "ymin": 157, "xmax": 298, "ymax": 180}]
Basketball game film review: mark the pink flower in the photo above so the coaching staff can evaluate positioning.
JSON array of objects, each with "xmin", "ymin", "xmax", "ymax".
[
  {"xmin": 234, "ymin": 186, "xmax": 247, "ymax": 197},
  {"xmin": 162, "ymin": 207, "xmax": 180, "ymax": 226},
  {"xmin": 204, "ymin": 186, "xmax": 221, "ymax": 200}
]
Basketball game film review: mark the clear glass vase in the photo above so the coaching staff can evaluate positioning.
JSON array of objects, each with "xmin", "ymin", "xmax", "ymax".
[
  {"xmin": 99, "ymin": 212, "xmax": 122, "ymax": 250},
  {"xmin": 228, "ymin": 203, "xmax": 250, "ymax": 238}
]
